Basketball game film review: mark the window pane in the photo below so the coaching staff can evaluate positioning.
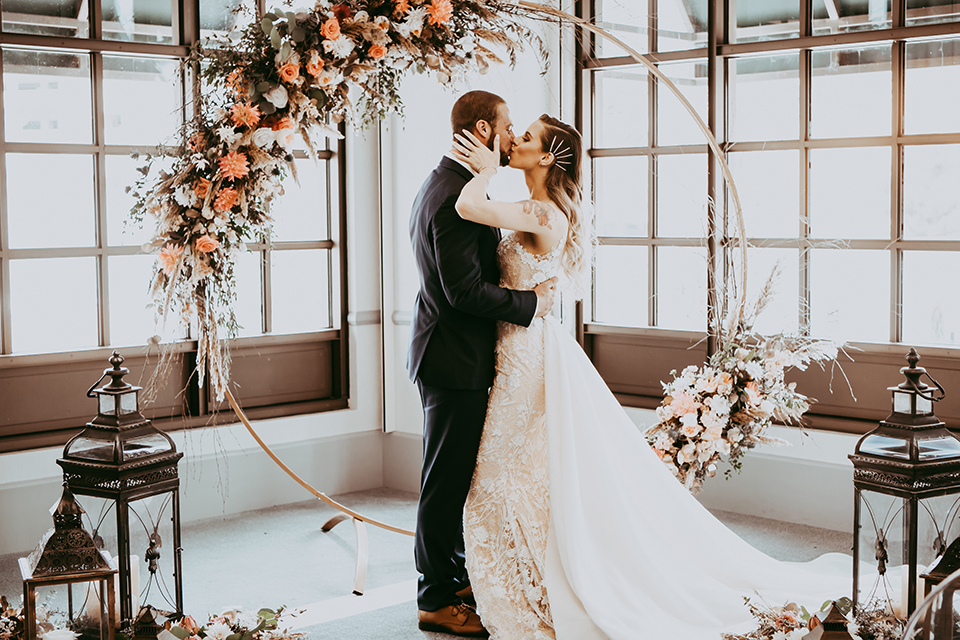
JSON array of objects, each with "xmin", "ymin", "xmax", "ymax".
[
  {"xmin": 727, "ymin": 150, "xmax": 799, "ymax": 239},
  {"xmin": 903, "ymin": 145, "xmax": 960, "ymax": 240},
  {"xmin": 813, "ymin": 0, "xmax": 892, "ymax": 34},
  {"xmin": 904, "ymin": 39, "xmax": 960, "ymax": 135},
  {"xmin": 737, "ymin": 0, "xmax": 800, "ymax": 43},
  {"xmin": 656, "ymin": 60, "xmax": 708, "ymax": 147},
  {"xmin": 272, "ymin": 160, "xmax": 329, "ymax": 242},
  {"xmin": 810, "ymin": 45, "xmax": 891, "ymax": 139},
  {"xmin": 595, "ymin": 68, "xmax": 648, "ymax": 148},
  {"xmin": 728, "ymin": 54, "xmax": 799, "ymax": 142},
  {"xmin": 109, "ymin": 254, "xmax": 182, "ymax": 346},
  {"xmin": 595, "ymin": 0, "xmax": 648, "ymax": 58},
  {"xmin": 810, "ymin": 249, "xmax": 890, "ymax": 342},
  {"xmin": 594, "ymin": 245, "xmax": 648, "ymax": 326},
  {"xmin": 270, "ymin": 250, "xmax": 330, "ymax": 333},
  {"xmin": 657, "ymin": 154, "xmax": 706, "ymax": 238},
  {"xmin": 656, "ymin": 246, "xmax": 706, "ymax": 331},
  {"xmin": 903, "ymin": 251, "xmax": 960, "ymax": 346},
  {"xmin": 809, "ymin": 147, "xmax": 890, "ymax": 239},
  {"xmin": 234, "ymin": 250, "xmax": 263, "ymax": 337},
  {"xmin": 906, "ymin": 0, "xmax": 960, "ymax": 26},
  {"xmin": 10, "ymin": 257, "xmax": 99, "ymax": 353},
  {"xmin": 7, "ymin": 154, "xmax": 96, "ymax": 249},
  {"xmin": 3, "ymin": 48, "xmax": 92, "ymax": 144},
  {"xmin": 200, "ymin": 0, "xmax": 255, "ymax": 38},
  {"xmin": 658, "ymin": 0, "xmax": 707, "ymax": 53},
  {"xmin": 594, "ymin": 156, "xmax": 648, "ymax": 237},
  {"xmin": 102, "ymin": 0, "xmax": 173, "ymax": 44},
  {"xmin": 743, "ymin": 248, "xmax": 800, "ymax": 335},
  {"xmin": 103, "ymin": 56, "xmax": 181, "ymax": 146},
  {"xmin": 2, "ymin": 0, "xmax": 88, "ymax": 37},
  {"xmin": 105, "ymin": 154, "xmax": 176, "ymax": 247}
]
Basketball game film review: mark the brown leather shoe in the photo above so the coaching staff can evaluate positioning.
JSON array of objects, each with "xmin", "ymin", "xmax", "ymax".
[
  {"xmin": 455, "ymin": 585, "xmax": 476, "ymax": 606},
  {"xmin": 418, "ymin": 603, "xmax": 489, "ymax": 637}
]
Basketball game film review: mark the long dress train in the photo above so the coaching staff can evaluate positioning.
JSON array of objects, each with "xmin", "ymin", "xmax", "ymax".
[{"xmin": 464, "ymin": 231, "xmax": 852, "ymax": 640}]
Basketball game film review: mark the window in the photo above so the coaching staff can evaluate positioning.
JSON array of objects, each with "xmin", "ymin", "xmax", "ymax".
[
  {"xmin": 0, "ymin": 0, "xmax": 347, "ymax": 453},
  {"xmin": 583, "ymin": 0, "xmax": 960, "ymax": 431}
]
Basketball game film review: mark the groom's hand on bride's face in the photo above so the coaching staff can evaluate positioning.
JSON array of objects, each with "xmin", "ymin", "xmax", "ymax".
[{"xmin": 534, "ymin": 277, "xmax": 559, "ymax": 317}]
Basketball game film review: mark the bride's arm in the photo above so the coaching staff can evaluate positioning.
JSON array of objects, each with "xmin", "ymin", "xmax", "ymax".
[{"xmin": 453, "ymin": 132, "xmax": 565, "ymax": 240}]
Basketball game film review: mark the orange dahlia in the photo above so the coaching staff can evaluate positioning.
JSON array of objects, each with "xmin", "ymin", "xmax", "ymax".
[
  {"xmin": 218, "ymin": 151, "xmax": 250, "ymax": 180},
  {"xmin": 158, "ymin": 243, "xmax": 183, "ymax": 276},
  {"xmin": 214, "ymin": 187, "xmax": 239, "ymax": 212},
  {"xmin": 394, "ymin": 0, "xmax": 410, "ymax": 16},
  {"xmin": 426, "ymin": 0, "xmax": 453, "ymax": 25},
  {"xmin": 230, "ymin": 103, "xmax": 261, "ymax": 128}
]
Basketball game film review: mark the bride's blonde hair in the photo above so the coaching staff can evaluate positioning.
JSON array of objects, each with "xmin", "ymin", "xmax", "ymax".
[{"xmin": 538, "ymin": 114, "xmax": 591, "ymax": 299}]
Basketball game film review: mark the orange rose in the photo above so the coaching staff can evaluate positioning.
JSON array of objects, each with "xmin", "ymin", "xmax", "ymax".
[
  {"xmin": 279, "ymin": 62, "xmax": 299, "ymax": 83},
  {"xmin": 369, "ymin": 44, "xmax": 387, "ymax": 60},
  {"xmin": 195, "ymin": 235, "xmax": 220, "ymax": 254},
  {"xmin": 306, "ymin": 59, "xmax": 323, "ymax": 76},
  {"xmin": 321, "ymin": 17, "xmax": 341, "ymax": 40},
  {"xmin": 193, "ymin": 177, "xmax": 211, "ymax": 200}
]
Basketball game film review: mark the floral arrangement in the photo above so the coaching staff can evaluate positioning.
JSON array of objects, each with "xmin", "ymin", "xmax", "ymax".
[
  {"xmin": 131, "ymin": 0, "xmax": 548, "ymax": 400},
  {"xmin": 165, "ymin": 606, "xmax": 302, "ymax": 640},
  {"xmin": 645, "ymin": 268, "xmax": 844, "ymax": 494},
  {"xmin": 722, "ymin": 597, "xmax": 905, "ymax": 640},
  {"xmin": 0, "ymin": 596, "xmax": 23, "ymax": 640}
]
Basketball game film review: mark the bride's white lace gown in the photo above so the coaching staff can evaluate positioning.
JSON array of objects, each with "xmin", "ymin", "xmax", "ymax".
[{"xmin": 463, "ymin": 231, "xmax": 851, "ymax": 640}]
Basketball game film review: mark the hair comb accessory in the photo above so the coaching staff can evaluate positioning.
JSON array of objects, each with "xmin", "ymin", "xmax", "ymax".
[{"xmin": 548, "ymin": 135, "xmax": 573, "ymax": 169}]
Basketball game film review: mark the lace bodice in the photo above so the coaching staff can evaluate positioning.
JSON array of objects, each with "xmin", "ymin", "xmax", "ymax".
[{"xmin": 463, "ymin": 232, "xmax": 564, "ymax": 640}]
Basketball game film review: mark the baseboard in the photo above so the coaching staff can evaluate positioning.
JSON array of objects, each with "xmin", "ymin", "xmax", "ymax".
[{"xmin": 383, "ymin": 431, "xmax": 422, "ymax": 494}]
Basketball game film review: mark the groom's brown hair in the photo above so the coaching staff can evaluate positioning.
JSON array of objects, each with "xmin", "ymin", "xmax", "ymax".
[{"xmin": 451, "ymin": 90, "xmax": 505, "ymax": 140}]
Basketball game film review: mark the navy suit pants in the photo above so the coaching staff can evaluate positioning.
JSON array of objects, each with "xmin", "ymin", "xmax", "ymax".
[{"xmin": 415, "ymin": 381, "xmax": 489, "ymax": 611}]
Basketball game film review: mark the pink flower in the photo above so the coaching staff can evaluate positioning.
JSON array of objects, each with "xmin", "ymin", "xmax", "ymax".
[
  {"xmin": 158, "ymin": 243, "xmax": 183, "ymax": 276},
  {"xmin": 670, "ymin": 391, "xmax": 699, "ymax": 416}
]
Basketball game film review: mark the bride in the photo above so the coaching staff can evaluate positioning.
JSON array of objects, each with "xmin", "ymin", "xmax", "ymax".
[{"xmin": 452, "ymin": 116, "xmax": 850, "ymax": 640}]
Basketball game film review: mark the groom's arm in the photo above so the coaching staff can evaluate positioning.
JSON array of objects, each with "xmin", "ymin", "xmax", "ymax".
[{"xmin": 433, "ymin": 196, "xmax": 538, "ymax": 327}]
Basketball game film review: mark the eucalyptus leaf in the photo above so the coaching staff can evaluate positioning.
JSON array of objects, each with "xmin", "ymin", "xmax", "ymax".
[
  {"xmin": 256, "ymin": 81, "xmax": 271, "ymax": 93},
  {"xmin": 270, "ymin": 28, "xmax": 282, "ymax": 50},
  {"xmin": 257, "ymin": 609, "xmax": 275, "ymax": 619},
  {"xmin": 286, "ymin": 11, "xmax": 297, "ymax": 22},
  {"xmin": 225, "ymin": 634, "xmax": 242, "ymax": 640},
  {"xmin": 291, "ymin": 27, "xmax": 305, "ymax": 42},
  {"xmin": 281, "ymin": 41, "xmax": 292, "ymax": 61},
  {"xmin": 263, "ymin": 11, "xmax": 277, "ymax": 20},
  {"xmin": 169, "ymin": 626, "xmax": 190, "ymax": 640},
  {"xmin": 260, "ymin": 17, "xmax": 273, "ymax": 34}
]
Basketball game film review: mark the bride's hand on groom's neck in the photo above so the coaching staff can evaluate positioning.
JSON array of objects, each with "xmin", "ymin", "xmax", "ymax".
[{"xmin": 534, "ymin": 277, "xmax": 559, "ymax": 317}]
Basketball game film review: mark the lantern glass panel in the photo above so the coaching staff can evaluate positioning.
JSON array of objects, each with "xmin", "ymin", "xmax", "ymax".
[
  {"xmin": 894, "ymin": 391, "xmax": 913, "ymax": 414},
  {"xmin": 121, "ymin": 433, "xmax": 171, "ymax": 460},
  {"xmin": 98, "ymin": 394, "xmax": 117, "ymax": 417},
  {"xmin": 65, "ymin": 437, "xmax": 115, "ymax": 463},
  {"xmin": 917, "ymin": 395, "xmax": 934, "ymax": 415},
  {"xmin": 119, "ymin": 391, "xmax": 138, "ymax": 416},
  {"xmin": 858, "ymin": 434, "xmax": 910, "ymax": 459},
  {"xmin": 918, "ymin": 436, "xmax": 960, "ymax": 460}
]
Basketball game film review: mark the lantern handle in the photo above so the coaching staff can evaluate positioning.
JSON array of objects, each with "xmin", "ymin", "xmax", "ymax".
[
  {"xmin": 86, "ymin": 371, "xmax": 110, "ymax": 398},
  {"xmin": 918, "ymin": 371, "xmax": 946, "ymax": 403}
]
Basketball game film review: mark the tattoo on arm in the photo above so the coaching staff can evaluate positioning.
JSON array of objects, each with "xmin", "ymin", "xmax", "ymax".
[{"xmin": 523, "ymin": 200, "xmax": 555, "ymax": 229}]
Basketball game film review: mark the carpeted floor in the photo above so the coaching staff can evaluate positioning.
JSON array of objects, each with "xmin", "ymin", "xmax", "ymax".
[{"xmin": 0, "ymin": 487, "xmax": 851, "ymax": 639}]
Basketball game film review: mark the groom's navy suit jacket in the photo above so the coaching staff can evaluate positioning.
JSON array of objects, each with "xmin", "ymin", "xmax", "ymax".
[{"xmin": 407, "ymin": 156, "xmax": 538, "ymax": 389}]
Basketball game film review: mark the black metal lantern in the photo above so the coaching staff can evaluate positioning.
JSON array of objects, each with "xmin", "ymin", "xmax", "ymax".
[
  {"xmin": 850, "ymin": 348, "xmax": 960, "ymax": 618},
  {"xmin": 57, "ymin": 352, "xmax": 184, "ymax": 626},
  {"xmin": 20, "ymin": 484, "xmax": 118, "ymax": 640}
]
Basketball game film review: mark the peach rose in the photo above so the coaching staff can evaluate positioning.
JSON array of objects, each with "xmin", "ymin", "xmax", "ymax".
[
  {"xmin": 271, "ymin": 116, "xmax": 295, "ymax": 131},
  {"xmin": 306, "ymin": 59, "xmax": 323, "ymax": 76},
  {"xmin": 321, "ymin": 17, "xmax": 341, "ymax": 40},
  {"xmin": 368, "ymin": 44, "xmax": 387, "ymax": 60},
  {"xmin": 279, "ymin": 62, "xmax": 299, "ymax": 84},
  {"xmin": 195, "ymin": 235, "xmax": 220, "ymax": 254}
]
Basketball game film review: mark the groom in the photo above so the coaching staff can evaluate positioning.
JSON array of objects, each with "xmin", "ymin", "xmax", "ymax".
[{"xmin": 408, "ymin": 90, "xmax": 557, "ymax": 637}]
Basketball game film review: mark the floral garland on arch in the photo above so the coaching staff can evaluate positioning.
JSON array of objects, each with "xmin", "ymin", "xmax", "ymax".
[
  {"xmin": 645, "ymin": 267, "xmax": 846, "ymax": 494},
  {"xmin": 130, "ymin": 0, "xmax": 548, "ymax": 400}
]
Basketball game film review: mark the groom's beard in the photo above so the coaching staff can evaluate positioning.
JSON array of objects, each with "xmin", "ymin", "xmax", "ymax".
[{"xmin": 487, "ymin": 137, "xmax": 510, "ymax": 166}]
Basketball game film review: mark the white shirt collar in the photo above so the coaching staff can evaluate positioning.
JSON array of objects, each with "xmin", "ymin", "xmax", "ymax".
[{"xmin": 445, "ymin": 152, "xmax": 477, "ymax": 176}]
